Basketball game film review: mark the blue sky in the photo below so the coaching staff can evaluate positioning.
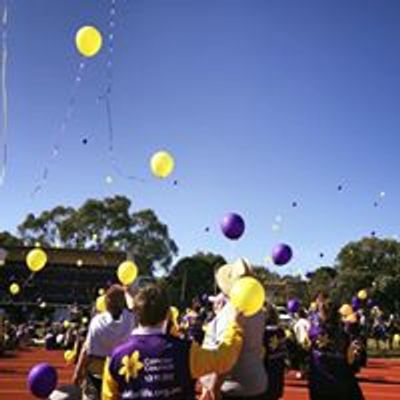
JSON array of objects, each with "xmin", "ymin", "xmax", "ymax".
[{"xmin": 1, "ymin": 0, "xmax": 400, "ymax": 275}]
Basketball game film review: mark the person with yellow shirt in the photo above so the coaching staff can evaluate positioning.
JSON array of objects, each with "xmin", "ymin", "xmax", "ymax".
[{"xmin": 102, "ymin": 283, "xmax": 244, "ymax": 400}]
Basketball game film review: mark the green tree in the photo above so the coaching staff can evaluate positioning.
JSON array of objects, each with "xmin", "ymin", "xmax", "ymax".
[
  {"xmin": 0, "ymin": 231, "xmax": 23, "ymax": 247},
  {"xmin": 16, "ymin": 195, "xmax": 178, "ymax": 275},
  {"xmin": 334, "ymin": 237, "xmax": 400, "ymax": 312},
  {"xmin": 166, "ymin": 252, "xmax": 226, "ymax": 307}
]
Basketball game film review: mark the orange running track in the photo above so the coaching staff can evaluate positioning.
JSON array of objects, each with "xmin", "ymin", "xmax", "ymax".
[{"xmin": 1, "ymin": 348, "xmax": 400, "ymax": 399}]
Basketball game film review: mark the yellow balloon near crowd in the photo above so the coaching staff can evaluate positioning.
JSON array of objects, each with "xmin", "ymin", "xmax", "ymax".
[
  {"xmin": 64, "ymin": 350, "xmax": 75, "ymax": 365},
  {"xmin": 117, "ymin": 260, "xmax": 138, "ymax": 286},
  {"xmin": 10, "ymin": 283, "xmax": 20, "ymax": 296},
  {"xmin": 339, "ymin": 304, "xmax": 353, "ymax": 317},
  {"xmin": 75, "ymin": 26, "xmax": 103, "ymax": 58},
  {"xmin": 170, "ymin": 306, "xmax": 179, "ymax": 321},
  {"xmin": 358, "ymin": 289, "xmax": 368, "ymax": 300},
  {"xmin": 63, "ymin": 320, "xmax": 70, "ymax": 329},
  {"xmin": 230, "ymin": 277, "xmax": 265, "ymax": 317},
  {"xmin": 150, "ymin": 151, "xmax": 175, "ymax": 178},
  {"xmin": 26, "ymin": 248, "xmax": 48, "ymax": 272},
  {"xmin": 96, "ymin": 295, "xmax": 107, "ymax": 313}
]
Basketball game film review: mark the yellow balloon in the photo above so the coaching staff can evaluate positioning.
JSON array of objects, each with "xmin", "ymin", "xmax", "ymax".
[
  {"xmin": 170, "ymin": 306, "xmax": 179, "ymax": 322},
  {"xmin": 358, "ymin": 289, "xmax": 368, "ymax": 300},
  {"xmin": 75, "ymin": 26, "xmax": 103, "ymax": 58},
  {"xmin": 64, "ymin": 350, "xmax": 75, "ymax": 364},
  {"xmin": 63, "ymin": 320, "xmax": 70, "ymax": 329},
  {"xmin": 98, "ymin": 288, "xmax": 105, "ymax": 296},
  {"xmin": 82, "ymin": 317, "xmax": 89, "ymax": 325},
  {"xmin": 310, "ymin": 302, "xmax": 317, "ymax": 312},
  {"xmin": 230, "ymin": 277, "xmax": 265, "ymax": 317},
  {"xmin": 150, "ymin": 151, "xmax": 175, "ymax": 178},
  {"xmin": 96, "ymin": 295, "xmax": 107, "ymax": 313},
  {"xmin": 339, "ymin": 304, "xmax": 353, "ymax": 317},
  {"xmin": 26, "ymin": 248, "xmax": 48, "ymax": 272},
  {"xmin": 10, "ymin": 283, "xmax": 20, "ymax": 296},
  {"xmin": 117, "ymin": 260, "xmax": 138, "ymax": 286}
]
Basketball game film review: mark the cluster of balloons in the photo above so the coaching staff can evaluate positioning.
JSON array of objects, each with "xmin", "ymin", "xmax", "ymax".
[
  {"xmin": 230, "ymin": 277, "xmax": 265, "ymax": 317},
  {"xmin": 10, "ymin": 248, "xmax": 49, "ymax": 295}
]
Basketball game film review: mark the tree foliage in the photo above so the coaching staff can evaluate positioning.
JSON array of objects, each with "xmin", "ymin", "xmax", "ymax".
[
  {"xmin": 6, "ymin": 195, "xmax": 178, "ymax": 275},
  {"xmin": 166, "ymin": 252, "xmax": 226, "ymax": 307}
]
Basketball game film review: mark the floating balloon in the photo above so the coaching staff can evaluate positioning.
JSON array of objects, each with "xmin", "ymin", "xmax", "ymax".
[
  {"xmin": 105, "ymin": 175, "xmax": 113, "ymax": 184},
  {"xmin": 339, "ymin": 304, "xmax": 353, "ymax": 317},
  {"xmin": 292, "ymin": 201, "xmax": 298, "ymax": 208},
  {"xmin": 96, "ymin": 295, "xmax": 107, "ymax": 313},
  {"xmin": 150, "ymin": 150, "xmax": 175, "ymax": 178},
  {"xmin": 220, "ymin": 212, "xmax": 245, "ymax": 240},
  {"xmin": 82, "ymin": 317, "xmax": 88, "ymax": 325},
  {"xmin": 64, "ymin": 350, "xmax": 75, "ymax": 365},
  {"xmin": 272, "ymin": 243, "xmax": 293, "ymax": 266},
  {"xmin": 63, "ymin": 320, "xmax": 70, "ymax": 329},
  {"xmin": 27, "ymin": 363, "xmax": 58, "ymax": 399},
  {"xmin": 337, "ymin": 185, "xmax": 343, "ymax": 191},
  {"xmin": 75, "ymin": 26, "xmax": 103, "ymax": 58},
  {"xmin": 26, "ymin": 249, "xmax": 48, "ymax": 272},
  {"xmin": 10, "ymin": 283, "xmax": 20, "ymax": 296},
  {"xmin": 117, "ymin": 260, "xmax": 138, "ymax": 286},
  {"xmin": 358, "ymin": 289, "xmax": 368, "ymax": 300},
  {"xmin": 287, "ymin": 298, "xmax": 300, "ymax": 314},
  {"xmin": 352, "ymin": 296, "xmax": 361, "ymax": 311},
  {"xmin": 230, "ymin": 277, "xmax": 265, "ymax": 317}
]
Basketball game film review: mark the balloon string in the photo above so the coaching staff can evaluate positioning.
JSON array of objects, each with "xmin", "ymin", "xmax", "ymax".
[
  {"xmin": 0, "ymin": 1, "xmax": 8, "ymax": 186},
  {"xmin": 32, "ymin": 61, "xmax": 87, "ymax": 197},
  {"xmin": 99, "ymin": 0, "xmax": 146, "ymax": 183}
]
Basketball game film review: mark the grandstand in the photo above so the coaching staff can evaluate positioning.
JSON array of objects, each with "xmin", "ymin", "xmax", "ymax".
[{"xmin": 0, "ymin": 247, "xmax": 126, "ymax": 321}]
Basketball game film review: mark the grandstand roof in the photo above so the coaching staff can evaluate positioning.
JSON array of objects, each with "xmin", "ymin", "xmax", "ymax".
[{"xmin": 2, "ymin": 246, "xmax": 126, "ymax": 268}]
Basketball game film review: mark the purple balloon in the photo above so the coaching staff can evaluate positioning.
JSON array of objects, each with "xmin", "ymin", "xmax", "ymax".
[
  {"xmin": 272, "ymin": 243, "xmax": 293, "ymax": 266},
  {"xmin": 221, "ymin": 213, "xmax": 245, "ymax": 240},
  {"xmin": 352, "ymin": 296, "xmax": 361, "ymax": 311},
  {"xmin": 287, "ymin": 298, "xmax": 300, "ymax": 314},
  {"xmin": 28, "ymin": 363, "xmax": 58, "ymax": 399},
  {"xmin": 367, "ymin": 298, "xmax": 376, "ymax": 308}
]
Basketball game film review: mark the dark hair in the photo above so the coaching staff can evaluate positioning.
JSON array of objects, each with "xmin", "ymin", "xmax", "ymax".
[
  {"xmin": 133, "ymin": 284, "xmax": 170, "ymax": 327},
  {"xmin": 298, "ymin": 308, "xmax": 308, "ymax": 319},
  {"xmin": 105, "ymin": 285, "xmax": 127, "ymax": 320}
]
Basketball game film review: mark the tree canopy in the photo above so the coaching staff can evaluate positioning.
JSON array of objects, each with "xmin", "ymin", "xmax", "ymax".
[{"xmin": 2, "ymin": 195, "xmax": 178, "ymax": 275}]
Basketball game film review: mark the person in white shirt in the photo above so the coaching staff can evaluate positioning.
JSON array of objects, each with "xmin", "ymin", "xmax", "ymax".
[{"xmin": 73, "ymin": 285, "xmax": 136, "ymax": 400}]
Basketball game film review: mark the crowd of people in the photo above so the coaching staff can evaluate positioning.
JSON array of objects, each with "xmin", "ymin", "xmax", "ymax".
[{"xmin": 1, "ymin": 258, "xmax": 400, "ymax": 400}]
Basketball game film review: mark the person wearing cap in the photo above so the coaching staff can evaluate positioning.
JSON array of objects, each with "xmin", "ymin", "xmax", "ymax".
[
  {"xmin": 73, "ymin": 285, "xmax": 136, "ymax": 400},
  {"xmin": 201, "ymin": 258, "xmax": 268, "ymax": 400},
  {"xmin": 102, "ymin": 283, "xmax": 244, "ymax": 400}
]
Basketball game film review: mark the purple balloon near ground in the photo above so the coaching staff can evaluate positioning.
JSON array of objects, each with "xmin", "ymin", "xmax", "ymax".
[
  {"xmin": 272, "ymin": 243, "xmax": 293, "ymax": 266},
  {"xmin": 287, "ymin": 298, "xmax": 300, "ymax": 314},
  {"xmin": 28, "ymin": 363, "xmax": 58, "ymax": 399},
  {"xmin": 352, "ymin": 296, "xmax": 361, "ymax": 311},
  {"xmin": 220, "ymin": 213, "xmax": 245, "ymax": 240}
]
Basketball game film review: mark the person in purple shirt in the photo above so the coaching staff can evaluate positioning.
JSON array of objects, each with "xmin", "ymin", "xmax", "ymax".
[
  {"xmin": 102, "ymin": 283, "xmax": 244, "ymax": 400},
  {"xmin": 308, "ymin": 301, "xmax": 365, "ymax": 400}
]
